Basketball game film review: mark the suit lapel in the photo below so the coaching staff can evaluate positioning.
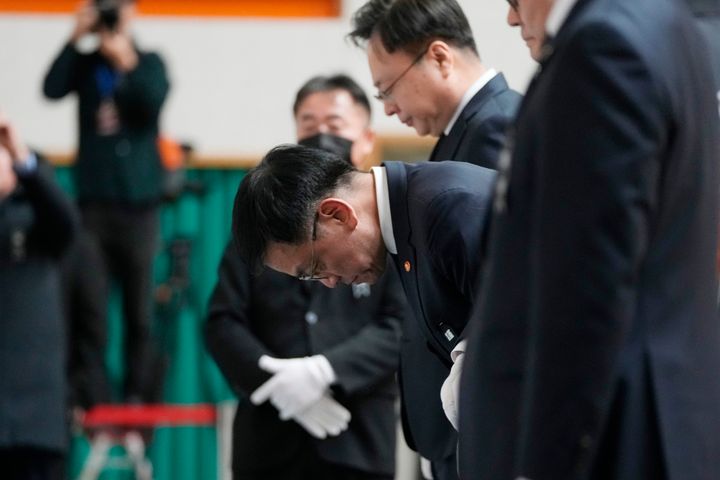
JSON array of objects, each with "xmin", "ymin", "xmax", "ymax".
[
  {"xmin": 430, "ymin": 74, "xmax": 512, "ymax": 162},
  {"xmin": 383, "ymin": 162, "xmax": 421, "ymax": 308},
  {"xmin": 383, "ymin": 162, "xmax": 450, "ymax": 357},
  {"xmin": 383, "ymin": 161, "xmax": 413, "ymax": 253},
  {"xmin": 427, "ymin": 133, "xmax": 446, "ymax": 162},
  {"xmin": 538, "ymin": 0, "xmax": 594, "ymax": 67},
  {"xmin": 495, "ymin": 0, "xmax": 594, "ymax": 215}
]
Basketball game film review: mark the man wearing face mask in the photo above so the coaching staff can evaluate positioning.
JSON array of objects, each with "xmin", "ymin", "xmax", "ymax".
[
  {"xmin": 293, "ymin": 76, "xmax": 376, "ymax": 167},
  {"xmin": 204, "ymin": 74, "xmax": 407, "ymax": 480}
]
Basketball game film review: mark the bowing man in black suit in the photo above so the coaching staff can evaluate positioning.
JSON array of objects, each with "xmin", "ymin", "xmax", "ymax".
[
  {"xmin": 348, "ymin": 2, "xmax": 520, "ymax": 477},
  {"xmin": 232, "ymin": 145, "xmax": 496, "ymax": 480},
  {"xmin": 206, "ymin": 75, "xmax": 407, "ymax": 480},
  {"xmin": 459, "ymin": 0, "xmax": 720, "ymax": 479}
]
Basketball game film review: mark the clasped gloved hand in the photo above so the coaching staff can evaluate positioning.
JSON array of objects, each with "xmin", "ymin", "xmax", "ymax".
[
  {"xmin": 291, "ymin": 394, "xmax": 351, "ymax": 439},
  {"xmin": 440, "ymin": 340, "xmax": 466, "ymax": 430},
  {"xmin": 250, "ymin": 354, "xmax": 337, "ymax": 420}
]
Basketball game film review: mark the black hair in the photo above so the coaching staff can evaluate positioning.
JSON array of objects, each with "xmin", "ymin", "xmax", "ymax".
[
  {"xmin": 293, "ymin": 74, "xmax": 372, "ymax": 117},
  {"xmin": 348, "ymin": 0, "xmax": 478, "ymax": 56},
  {"xmin": 232, "ymin": 144, "xmax": 356, "ymax": 273}
]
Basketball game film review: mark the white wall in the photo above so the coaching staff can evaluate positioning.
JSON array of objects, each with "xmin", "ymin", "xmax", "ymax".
[{"xmin": 0, "ymin": 0, "xmax": 535, "ymax": 158}]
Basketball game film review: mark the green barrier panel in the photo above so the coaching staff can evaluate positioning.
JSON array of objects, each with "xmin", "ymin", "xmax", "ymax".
[{"xmin": 55, "ymin": 166, "xmax": 246, "ymax": 480}]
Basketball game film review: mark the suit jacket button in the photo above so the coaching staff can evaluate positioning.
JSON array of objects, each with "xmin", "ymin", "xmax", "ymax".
[{"xmin": 305, "ymin": 311, "xmax": 318, "ymax": 325}]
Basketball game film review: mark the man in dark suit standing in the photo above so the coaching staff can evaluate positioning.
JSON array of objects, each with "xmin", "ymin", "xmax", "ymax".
[
  {"xmin": 232, "ymin": 145, "xmax": 496, "ymax": 480},
  {"xmin": 459, "ymin": 0, "xmax": 720, "ymax": 479},
  {"xmin": 349, "ymin": 0, "xmax": 520, "ymax": 169},
  {"xmin": 205, "ymin": 75, "xmax": 407, "ymax": 480},
  {"xmin": 348, "ymin": 2, "xmax": 520, "ymax": 477}
]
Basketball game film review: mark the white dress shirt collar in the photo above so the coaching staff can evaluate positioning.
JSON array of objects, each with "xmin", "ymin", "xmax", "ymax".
[
  {"xmin": 371, "ymin": 166, "xmax": 398, "ymax": 255},
  {"xmin": 444, "ymin": 69, "xmax": 498, "ymax": 136},
  {"xmin": 546, "ymin": 0, "xmax": 580, "ymax": 38}
]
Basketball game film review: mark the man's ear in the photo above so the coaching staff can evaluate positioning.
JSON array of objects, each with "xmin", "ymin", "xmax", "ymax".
[
  {"xmin": 318, "ymin": 198, "xmax": 358, "ymax": 231},
  {"xmin": 427, "ymin": 40, "xmax": 454, "ymax": 78}
]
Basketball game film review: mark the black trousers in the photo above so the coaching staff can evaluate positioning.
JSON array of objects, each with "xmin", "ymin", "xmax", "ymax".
[
  {"xmin": 80, "ymin": 203, "xmax": 159, "ymax": 401},
  {"xmin": 0, "ymin": 448, "xmax": 65, "ymax": 480},
  {"xmin": 62, "ymin": 229, "xmax": 112, "ymax": 409},
  {"xmin": 233, "ymin": 440, "xmax": 393, "ymax": 480}
]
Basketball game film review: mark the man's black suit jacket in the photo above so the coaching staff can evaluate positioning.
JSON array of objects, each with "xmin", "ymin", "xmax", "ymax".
[
  {"xmin": 459, "ymin": 0, "xmax": 720, "ymax": 479},
  {"xmin": 430, "ymin": 73, "xmax": 522, "ymax": 169},
  {"xmin": 382, "ymin": 161, "xmax": 496, "ymax": 463},
  {"xmin": 396, "ymin": 74, "xmax": 520, "ymax": 465},
  {"xmin": 205, "ymin": 242, "xmax": 406, "ymax": 476}
]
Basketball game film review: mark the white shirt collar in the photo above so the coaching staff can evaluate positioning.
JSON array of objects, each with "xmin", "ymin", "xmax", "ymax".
[
  {"xmin": 546, "ymin": 0, "xmax": 579, "ymax": 38},
  {"xmin": 444, "ymin": 68, "xmax": 498, "ymax": 136},
  {"xmin": 371, "ymin": 166, "xmax": 398, "ymax": 255}
]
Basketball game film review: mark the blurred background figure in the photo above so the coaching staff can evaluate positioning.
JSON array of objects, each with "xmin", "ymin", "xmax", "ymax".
[
  {"xmin": 0, "ymin": 112, "xmax": 79, "ymax": 479},
  {"xmin": 205, "ymin": 74, "xmax": 407, "ymax": 480},
  {"xmin": 294, "ymin": 75, "xmax": 376, "ymax": 168},
  {"xmin": 43, "ymin": 0, "xmax": 170, "ymax": 403}
]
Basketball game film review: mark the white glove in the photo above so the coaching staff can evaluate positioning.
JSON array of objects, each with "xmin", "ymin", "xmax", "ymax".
[
  {"xmin": 292, "ymin": 394, "xmax": 352, "ymax": 439},
  {"xmin": 440, "ymin": 340, "xmax": 466, "ymax": 430},
  {"xmin": 250, "ymin": 355, "xmax": 336, "ymax": 419}
]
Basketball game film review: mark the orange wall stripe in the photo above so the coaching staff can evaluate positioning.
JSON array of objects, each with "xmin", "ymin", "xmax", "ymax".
[{"xmin": 0, "ymin": 0, "xmax": 341, "ymax": 18}]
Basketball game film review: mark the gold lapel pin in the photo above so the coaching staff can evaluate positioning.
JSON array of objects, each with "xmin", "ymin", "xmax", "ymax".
[{"xmin": 404, "ymin": 261, "xmax": 411, "ymax": 272}]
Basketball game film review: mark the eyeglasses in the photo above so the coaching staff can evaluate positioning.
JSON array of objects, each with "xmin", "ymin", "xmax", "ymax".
[
  {"xmin": 298, "ymin": 213, "xmax": 328, "ymax": 281},
  {"xmin": 506, "ymin": 0, "xmax": 519, "ymax": 10},
  {"xmin": 374, "ymin": 46, "xmax": 429, "ymax": 102}
]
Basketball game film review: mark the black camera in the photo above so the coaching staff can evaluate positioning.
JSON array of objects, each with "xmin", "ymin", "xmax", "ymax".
[{"xmin": 94, "ymin": 0, "xmax": 120, "ymax": 31}]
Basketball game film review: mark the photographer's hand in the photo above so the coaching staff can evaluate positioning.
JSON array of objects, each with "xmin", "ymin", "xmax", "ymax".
[
  {"xmin": 70, "ymin": 0, "xmax": 97, "ymax": 43},
  {"xmin": 99, "ymin": 29, "xmax": 138, "ymax": 72},
  {"xmin": 0, "ymin": 111, "xmax": 30, "ymax": 166}
]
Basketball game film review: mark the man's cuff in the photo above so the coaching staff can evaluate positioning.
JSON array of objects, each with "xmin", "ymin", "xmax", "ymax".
[
  {"xmin": 450, "ymin": 339, "xmax": 467, "ymax": 363},
  {"xmin": 312, "ymin": 355, "xmax": 337, "ymax": 385}
]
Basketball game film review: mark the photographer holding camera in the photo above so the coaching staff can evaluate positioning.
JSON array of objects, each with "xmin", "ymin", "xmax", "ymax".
[{"xmin": 43, "ymin": 0, "xmax": 170, "ymax": 404}]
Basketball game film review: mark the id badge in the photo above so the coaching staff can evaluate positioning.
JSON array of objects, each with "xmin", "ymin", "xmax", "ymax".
[{"xmin": 96, "ymin": 98, "xmax": 120, "ymax": 136}]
